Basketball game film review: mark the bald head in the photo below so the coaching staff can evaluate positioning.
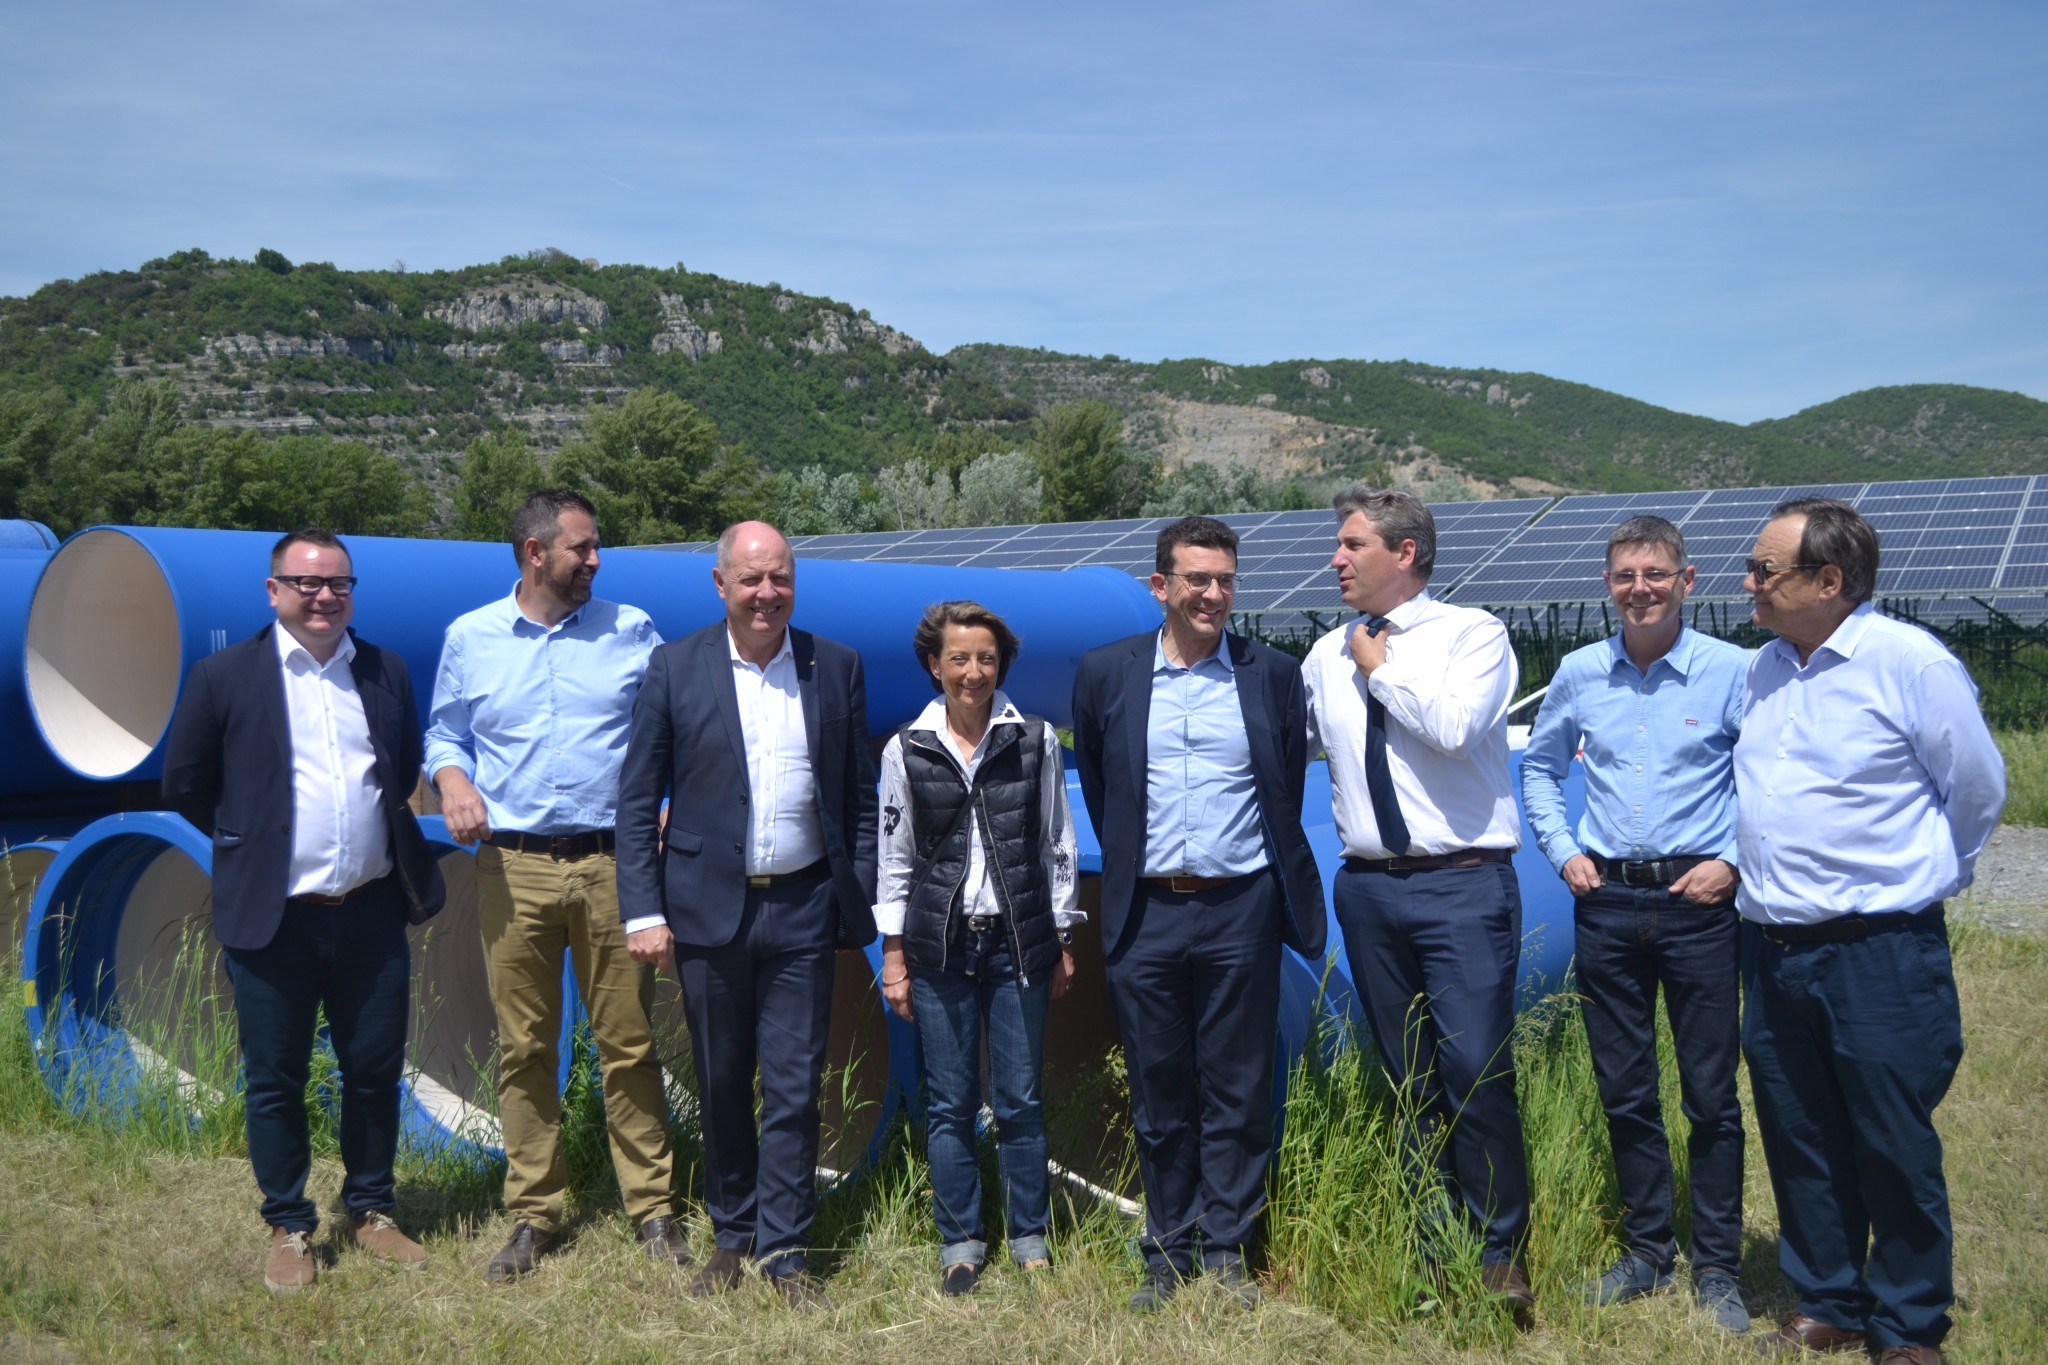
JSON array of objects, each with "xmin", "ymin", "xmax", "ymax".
[
  {"xmin": 717, "ymin": 519, "xmax": 791, "ymax": 570},
  {"xmin": 713, "ymin": 520, "xmax": 797, "ymax": 665}
]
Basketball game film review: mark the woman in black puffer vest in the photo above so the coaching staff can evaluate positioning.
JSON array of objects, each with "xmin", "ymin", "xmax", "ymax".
[{"xmin": 875, "ymin": 601, "xmax": 1081, "ymax": 1297}]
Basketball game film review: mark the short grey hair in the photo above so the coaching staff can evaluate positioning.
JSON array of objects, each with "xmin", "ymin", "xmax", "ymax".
[
  {"xmin": 1332, "ymin": 486, "xmax": 1437, "ymax": 581},
  {"xmin": 1606, "ymin": 514, "xmax": 1687, "ymax": 567},
  {"xmin": 1770, "ymin": 497, "xmax": 1880, "ymax": 604}
]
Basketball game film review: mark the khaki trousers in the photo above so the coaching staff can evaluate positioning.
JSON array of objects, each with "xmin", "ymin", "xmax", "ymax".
[{"xmin": 476, "ymin": 844, "xmax": 673, "ymax": 1231}]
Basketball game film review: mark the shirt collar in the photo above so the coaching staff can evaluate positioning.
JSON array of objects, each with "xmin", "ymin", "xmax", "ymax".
[
  {"xmin": 1375, "ymin": 589, "xmax": 1434, "ymax": 631},
  {"xmin": 1153, "ymin": 630, "xmax": 1234, "ymax": 674},
  {"xmin": 1763, "ymin": 601, "xmax": 1875, "ymax": 669},
  {"xmin": 910, "ymin": 690, "xmax": 1026, "ymax": 732},
  {"xmin": 727, "ymin": 626, "xmax": 794, "ymax": 669},
  {"xmin": 504, "ymin": 583, "xmax": 587, "ymax": 635},
  {"xmin": 1607, "ymin": 622, "xmax": 1697, "ymax": 679},
  {"xmin": 274, "ymin": 623, "xmax": 356, "ymax": 673}
]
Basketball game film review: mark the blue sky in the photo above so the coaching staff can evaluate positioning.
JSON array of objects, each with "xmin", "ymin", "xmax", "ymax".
[{"xmin": 3, "ymin": 0, "xmax": 2041, "ymax": 423}]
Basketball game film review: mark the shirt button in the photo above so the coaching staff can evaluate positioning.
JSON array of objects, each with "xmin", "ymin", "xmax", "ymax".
[{"xmin": 733, "ymin": 842, "xmax": 743, "ymax": 854}]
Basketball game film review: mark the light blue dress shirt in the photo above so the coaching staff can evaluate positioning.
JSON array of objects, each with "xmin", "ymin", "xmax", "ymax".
[
  {"xmin": 1735, "ymin": 604, "xmax": 2006, "ymax": 925},
  {"xmin": 1142, "ymin": 634, "xmax": 1268, "ymax": 878},
  {"xmin": 1521, "ymin": 625, "xmax": 1748, "ymax": 872},
  {"xmin": 424, "ymin": 588, "xmax": 662, "ymax": 835}
]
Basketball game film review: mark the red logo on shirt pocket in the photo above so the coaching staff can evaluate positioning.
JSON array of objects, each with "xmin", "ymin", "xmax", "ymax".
[{"xmin": 1684, "ymin": 718, "xmax": 1699, "ymax": 726}]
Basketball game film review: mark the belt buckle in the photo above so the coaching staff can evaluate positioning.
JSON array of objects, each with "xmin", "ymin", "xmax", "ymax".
[
  {"xmin": 964, "ymin": 914, "xmax": 996, "ymax": 934},
  {"xmin": 746, "ymin": 873, "xmax": 773, "ymax": 887},
  {"xmin": 549, "ymin": 835, "xmax": 574, "ymax": 860}
]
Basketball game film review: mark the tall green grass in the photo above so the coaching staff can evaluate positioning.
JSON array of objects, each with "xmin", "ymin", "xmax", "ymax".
[{"xmin": 1995, "ymin": 729, "xmax": 2048, "ymax": 826}]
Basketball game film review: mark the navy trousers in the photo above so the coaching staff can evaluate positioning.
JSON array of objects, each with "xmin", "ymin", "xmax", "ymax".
[
  {"xmin": 1574, "ymin": 885, "xmax": 1743, "ymax": 1273},
  {"xmin": 1105, "ymin": 872, "xmax": 1282, "ymax": 1276},
  {"xmin": 1333, "ymin": 861, "xmax": 1531, "ymax": 1264},
  {"xmin": 1741, "ymin": 912, "xmax": 1963, "ymax": 1350},
  {"xmin": 676, "ymin": 871, "xmax": 836, "ymax": 1276},
  {"xmin": 221, "ymin": 877, "xmax": 411, "ymax": 1232}
]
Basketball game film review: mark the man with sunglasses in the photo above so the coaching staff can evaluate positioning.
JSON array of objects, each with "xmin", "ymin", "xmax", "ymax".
[
  {"xmin": 163, "ymin": 529, "xmax": 446, "ymax": 1292},
  {"xmin": 1072, "ymin": 515, "xmax": 1324, "ymax": 1311},
  {"xmin": 1737, "ymin": 499, "xmax": 2004, "ymax": 1365},
  {"xmin": 1520, "ymin": 515, "xmax": 1750, "ymax": 1332}
]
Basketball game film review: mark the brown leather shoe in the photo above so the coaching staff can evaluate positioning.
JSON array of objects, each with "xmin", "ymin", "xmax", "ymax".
[
  {"xmin": 686, "ymin": 1247, "xmax": 747, "ymax": 1298},
  {"xmin": 770, "ymin": 1269, "xmax": 830, "ymax": 1309},
  {"xmin": 263, "ymin": 1225, "xmax": 317, "ymax": 1294},
  {"xmin": 484, "ymin": 1222, "xmax": 558, "ymax": 1282},
  {"xmin": 637, "ymin": 1215, "xmax": 693, "ymax": 1269},
  {"xmin": 1481, "ymin": 1261, "xmax": 1536, "ymax": 1328},
  {"xmin": 350, "ymin": 1210, "xmax": 428, "ymax": 1268},
  {"xmin": 1875, "ymin": 1347, "xmax": 1944, "ymax": 1365},
  {"xmin": 1755, "ymin": 1313, "xmax": 1871, "ymax": 1356}
]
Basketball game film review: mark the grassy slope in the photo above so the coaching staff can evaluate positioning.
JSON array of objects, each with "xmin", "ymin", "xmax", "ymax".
[{"xmin": 3, "ymin": 912, "xmax": 2044, "ymax": 1362}]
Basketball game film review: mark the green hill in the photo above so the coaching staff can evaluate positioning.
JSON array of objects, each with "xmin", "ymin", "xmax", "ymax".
[{"xmin": 4, "ymin": 247, "xmax": 2046, "ymax": 540}]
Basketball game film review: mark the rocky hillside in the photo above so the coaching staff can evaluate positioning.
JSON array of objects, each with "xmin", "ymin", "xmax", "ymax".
[{"xmin": 5, "ymin": 248, "xmax": 2045, "ymax": 504}]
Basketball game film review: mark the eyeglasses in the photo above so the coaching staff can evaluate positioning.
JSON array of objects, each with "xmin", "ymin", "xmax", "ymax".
[
  {"xmin": 1165, "ymin": 571, "xmax": 1237, "ymax": 593},
  {"xmin": 1744, "ymin": 559, "xmax": 1823, "ymax": 584},
  {"xmin": 1603, "ymin": 568, "xmax": 1680, "ymax": 588},
  {"xmin": 275, "ymin": 575, "xmax": 359, "ymax": 597}
]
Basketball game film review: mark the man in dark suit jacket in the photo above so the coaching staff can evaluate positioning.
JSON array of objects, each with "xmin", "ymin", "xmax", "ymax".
[
  {"xmin": 1072, "ymin": 515, "xmax": 1325, "ymax": 1312},
  {"xmin": 616, "ymin": 520, "xmax": 877, "ymax": 1307},
  {"xmin": 162, "ymin": 528, "xmax": 446, "ymax": 1293}
]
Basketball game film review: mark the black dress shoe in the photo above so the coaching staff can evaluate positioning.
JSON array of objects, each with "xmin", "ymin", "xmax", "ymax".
[
  {"xmin": 485, "ymin": 1222, "xmax": 558, "ymax": 1282},
  {"xmin": 1127, "ymin": 1265, "xmax": 1183, "ymax": 1312},
  {"xmin": 637, "ymin": 1215, "xmax": 693, "ymax": 1268},
  {"xmin": 1206, "ymin": 1256, "xmax": 1262, "ymax": 1310},
  {"xmin": 686, "ymin": 1247, "xmax": 747, "ymax": 1298},
  {"xmin": 941, "ymin": 1261, "xmax": 981, "ymax": 1297}
]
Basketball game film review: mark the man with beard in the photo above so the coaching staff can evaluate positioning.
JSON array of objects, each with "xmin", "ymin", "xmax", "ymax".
[{"xmin": 426, "ymin": 488, "xmax": 685, "ymax": 1281}]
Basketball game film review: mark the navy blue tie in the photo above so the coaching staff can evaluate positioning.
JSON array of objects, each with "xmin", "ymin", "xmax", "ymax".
[{"xmin": 1361, "ymin": 616, "xmax": 1412, "ymax": 855}]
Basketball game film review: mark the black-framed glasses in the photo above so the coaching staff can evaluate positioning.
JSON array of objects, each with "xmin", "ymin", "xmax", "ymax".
[
  {"xmin": 1164, "ymin": 571, "xmax": 1238, "ymax": 593},
  {"xmin": 1603, "ymin": 568, "xmax": 1680, "ymax": 588},
  {"xmin": 275, "ymin": 575, "xmax": 359, "ymax": 597},
  {"xmin": 1744, "ymin": 558, "xmax": 1823, "ymax": 584}
]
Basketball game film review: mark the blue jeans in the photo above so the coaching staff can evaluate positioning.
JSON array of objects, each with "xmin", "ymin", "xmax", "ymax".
[
  {"xmin": 1742, "ymin": 912, "xmax": 1963, "ymax": 1350},
  {"xmin": 221, "ymin": 878, "xmax": 410, "ymax": 1232},
  {"xmin": 910, "ymin": 926, "xmax": 1052, "ymax": 1268},
  {"xmin": 1574, "ymin": 885, "xmax": 1743, "ymax": 1274}
]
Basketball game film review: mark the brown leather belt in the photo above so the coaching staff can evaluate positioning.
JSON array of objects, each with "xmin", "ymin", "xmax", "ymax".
[
  {"xmin": 289, "ymin": 883, "xmax": 372, "ymax": 907},
  {"xmin": 1343, "ymin": 847, "xmax": 1513, "ymax": 874},
  {"xmin": 488, "ymin": 829, "xmax": 615, "ymax": 861},
  {"xmin": 1590, "ymin": 852, "xmax": 1709, "ymax": 889},
  {"xmin": 1142, "ymin": 873, "xmax": 1250, "ymax": 894},
  {"xmin": 1756, "ymin": 904, "xmax": 1942, "ymax": 947},
  {"xmin": 746, "ymin": 859, "xmax": 829, "ymax": 888}
]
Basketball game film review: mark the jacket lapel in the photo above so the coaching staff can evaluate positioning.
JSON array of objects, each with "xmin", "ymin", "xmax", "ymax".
[
  {"xmin": 709, "ymin": 628, "xmax": 749, "ymax": 776},
  {"xmin": 1122, "ymin": 634, "xmax": 1154, "ymax": 806},
  {"xmin": 1228, "ymin": 632, "xmax": 1274, "ymax": 791},
  {"xmin": 793, "ymin": 629, "xmax": 822, "ymax": 767},
  {"xmin": 257, "ymin": 626, "xmax": 292, "ymax": 773},
  {"xmin": 346, "ymin": 635, "xmax": 393, "ymax": 780}
]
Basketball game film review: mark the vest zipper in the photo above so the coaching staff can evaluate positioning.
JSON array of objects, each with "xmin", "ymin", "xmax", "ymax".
[{"xmin": 976, "ymin": 790, "xmax": 1032, "ymax": 989}]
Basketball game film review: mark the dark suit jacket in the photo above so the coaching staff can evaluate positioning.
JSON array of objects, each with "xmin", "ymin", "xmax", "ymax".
[
  {"xmin": 1072, "ymin": 629, "xmax": 1326, "ymax": 961},
  {"xmin": 616, "ymin": 623, "xmax": 878, "ymax": 950},
  {"xmin": 161, "ymin": 626, "xmax": 447, "ymax": 953}
]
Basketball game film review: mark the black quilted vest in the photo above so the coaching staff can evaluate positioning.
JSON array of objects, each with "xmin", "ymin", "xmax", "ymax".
[{"xmin": 899, "ymin": 718, "xmax": 1059, "ymax": 980}]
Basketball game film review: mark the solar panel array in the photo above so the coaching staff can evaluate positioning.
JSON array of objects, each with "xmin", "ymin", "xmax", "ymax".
[{"xmin": 668, "ymin": 474, "xmax": 2048, "ymax": 631}]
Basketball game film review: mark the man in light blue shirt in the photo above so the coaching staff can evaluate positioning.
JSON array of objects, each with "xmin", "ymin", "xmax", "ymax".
[
  {"xmin": 1072, "ymin": 516, "xmax": 1324, "ymax": 1311},
  {"xmin": 425, "ymin": 488, "xmax": 685, "ymax": 1282},
  {"xmin": 1736, "ymin": 499, "xmax": 2004, "ymax": 1364},
  {"xmin": 1521, "ymin": 515, "xmax": 1750, "ymax": 1332}
]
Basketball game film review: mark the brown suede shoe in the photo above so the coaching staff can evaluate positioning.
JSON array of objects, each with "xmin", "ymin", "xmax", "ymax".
[
  {"xmin": 770, "ymin": 1269, "xmax": 830, "ymax": 1309},
  {"xmin": 1875, "ymin": 1347, "xmax": 1944, "ymax": 1365},
  {"xmin": 1481, "ymin": 1261, "xmax": 1537, "ymax": 1328},
  {"xmin": 1756, "ymin": 1313, "xmax": 1871, "ymax": 1356},
  {"xmin": 263, "ymin": 1225, "xmax": 317, "ymax": 1294},
  {"xmin": 686, "ymin": 1247, "xmax": 747, "ymax": 1299},
  {"xmin": 350, "ymin": 1210, "xmax": 428, "ymax": 1268}
]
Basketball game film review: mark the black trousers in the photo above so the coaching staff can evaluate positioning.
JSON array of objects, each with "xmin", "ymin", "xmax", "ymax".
[
  {"xmin": 676, "ymin": 872, "xmax": 836, "ymax": 1276},
  {"xmin": 1105, "ymin": 872, "xmax": 1283, "ymax": 1275},
  {"xmin": 221, "ymin": 877, "xmax": 410, "ymax": 1232},
  {"xmin": 1333, "ymin": 860, "xmax": 1532, "ymax": 1264}
]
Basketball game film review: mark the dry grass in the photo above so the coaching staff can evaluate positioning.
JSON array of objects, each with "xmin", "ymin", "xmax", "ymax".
[{"xmin": 3, "ymin": 917, "xmax": 2044, "ymax": 1362}]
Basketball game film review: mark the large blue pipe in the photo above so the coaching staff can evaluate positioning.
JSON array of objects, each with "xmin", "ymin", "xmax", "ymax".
[
  {"xmin": 1, "ymin": 546, "xmax": 89, "ymax": 798},
  {"xmin": 23, "ymin": 527, "xmax": 1162, "ymax": 783}
]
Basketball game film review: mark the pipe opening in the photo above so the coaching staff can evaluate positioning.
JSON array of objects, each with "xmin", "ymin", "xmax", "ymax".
[
  {"xmin": 403, "ymin": 850, "xmax": 501, "ymax": 1150},
  {"xmin": 26, "ymin": 531, "xmax": 183, "ymax": 779}
]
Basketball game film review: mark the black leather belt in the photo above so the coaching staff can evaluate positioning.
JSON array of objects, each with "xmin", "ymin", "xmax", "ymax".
[
  {"xmin": 1344, "ymin": 848, "xmax": 1513, "ymax": 874},
  {"xmin": 1142, "ymin": 873, "xmax": 1251, "ymax": 894},
  {"xmin": 488, "ymin": 829, "xmax": 616, "ymax": 861},
  {"xmin": 1757, "ymin": 905, "xmax": 1942, "ymax": 947},
  {"xmin": 289, "ymin": 882, "xmax": 374, "ymax": 907},
  {"xmin": 745, "ymin": 859, "xmax": 829, "ymax": 888},
  {"xmin": 1590, "ymin": 852, "xmax": 1709, "ymax": 889},
  {"xmin": 963, "ymin": 914, "xmax": 999, "ymax": 934}
]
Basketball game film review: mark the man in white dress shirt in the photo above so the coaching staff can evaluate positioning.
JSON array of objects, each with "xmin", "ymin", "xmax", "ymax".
[
  {"xmin": 1301, "ymin": 487, "xmax": 1535, "ymax": 1320},
  {"xmin": 617, "ymin": 521, "xmax": 877, "ymax": 1307},
  {"xmin": 162, "ymin": 529, "xmax": 445, "ymax": 1292},
  {"xmin": 1736, "ymin": 499, "xmax": 2004, "ymax": 1365}
]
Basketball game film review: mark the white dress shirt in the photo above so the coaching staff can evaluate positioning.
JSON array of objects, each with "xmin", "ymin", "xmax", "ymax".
[
  {"xmin": 1303, "ymin": 590, "xmax": 1522, "ymax": 859},
  {"xmin": 872, "ymin": 692, "xmax": 1082, "ymax": 934},
  {"xmin": 1735, "ymin": 603, "xmax": 2006, "ymax": 925},
  {"xmin": 276, "ymin": 629, "xmax": 392, "ymax": 898}
]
